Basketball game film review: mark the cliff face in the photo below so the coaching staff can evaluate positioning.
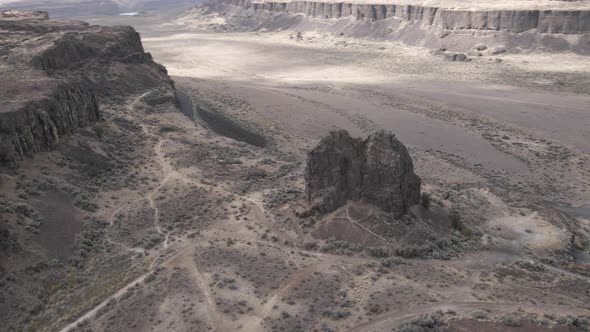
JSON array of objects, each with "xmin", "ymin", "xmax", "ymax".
[
  {"xmin": 0, "ymin": 82, "xmax": 99, "ymax": 164},
  {"xmin": 33, "ymin": 27, "xmax": 146, "ymax": 70},
  {"xmin": 0, "ymin": 11, "xmax": 174, "ymax": 165},
  {"xmin": 229, "ymin": 0, "xmax": 590, "ymax": 34}
]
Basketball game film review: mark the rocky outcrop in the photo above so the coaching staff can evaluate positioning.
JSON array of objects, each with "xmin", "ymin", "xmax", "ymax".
[
  {"xmin": 0, "ymin": 82, "xmax": 99, "ymax": 164},
  {"xmin": 0, "ymin": 11, "xmax": 176, "ymax": 165},
  {"xmin": 33, "ymin": 27, "xmax": 146, "ymax": 70},
  {"xmin": 228, "ymin": 0, "xmax": 590, "ymax": 34},
  {"xmin": 305, "ymin": 130, "xmax": 421, "ymax": 217}
]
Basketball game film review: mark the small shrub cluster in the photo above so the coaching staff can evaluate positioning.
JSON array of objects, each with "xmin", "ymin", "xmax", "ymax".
[
  {"xmin": 557, "ymin": 315, "xmax": 589, "ymax": 330},
  {"xmin": 264, "ymin": 187, "xmax": 302, "ymax": 209},
  {"xmin": 141, "ymin": 233, "xmax": 163, "ymax": 250},
  {"xmin": 496, "ymin": 314, "xmax": 521, "ymax": 327},
  {"xmin": 449, "ymin": 209, "xmax": 463, "ymax": 231},
  {"xmin": 471, "ymin": 309, "xmax": 489, "ymax": 320},
  {"xmin": 396, "ymin": 237, "xmax": 462, "ymax": 260},
  {"xmin": 304, "ymin": 241, "xmax": 319, "ymax": 250},
  {"xmin": 381, "ymin": 257, "xmax": 406, "ymax": 268},
  {"xmin": 322, "ymin": 310, "xmax": 351, "ymax": 320},
  {"xmin": 366, "ymin": 246, "xmax": 390, "ymax": 258},
  {"xmin": 321, "ymin": 240, "xmax": 362, "ymax": 255},
  {"xmin": 398, "ymin": 314, "xmax": 443, "ymax": 332},
  {"xmin": 72, "ymin": 217, "xmax": 107, "ymax": 266},
  {"xmin": 515, "ymin": 260, "xmax": 546, "ymax": 272},
  {"xmin": 420, "ymin": 193, "xmax": 431, "ymax": 210}
]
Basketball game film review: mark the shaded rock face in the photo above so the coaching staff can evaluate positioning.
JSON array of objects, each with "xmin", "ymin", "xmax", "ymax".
[
  {"xmin": 305, "ymin": 130, "xmax": 421, "ymax": 217},
  {"xmin": 0, "ymin": 82, "xmax": 99, "ymax": 164}
]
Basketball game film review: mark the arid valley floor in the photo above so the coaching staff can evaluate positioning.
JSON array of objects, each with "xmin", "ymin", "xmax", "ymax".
[{"xmin": 1, "ymin": 3, "xmax": 590, "ymax": 332}]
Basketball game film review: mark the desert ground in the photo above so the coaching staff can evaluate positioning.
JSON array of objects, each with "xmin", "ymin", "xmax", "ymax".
[
  {"xmin": 2, "ymin": 4, "xmax": 590, "ymax": 332},
  {"xmin": 58, "ymin": 10, "xmax": 590, "ymax": 331}
]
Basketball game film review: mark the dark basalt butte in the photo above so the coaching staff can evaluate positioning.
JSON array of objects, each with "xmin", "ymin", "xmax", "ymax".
[{"xmin": 305, "ymin": 130, "xmax": 421, "ymax": 217}]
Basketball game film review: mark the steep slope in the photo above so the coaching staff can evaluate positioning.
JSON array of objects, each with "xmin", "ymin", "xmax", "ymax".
[
  {"xmin": 0, "ymin": 10, "xmax": 174, "ymax": 165},
  {"xmin": 0, "ymin": 11, "xmax": 179, "ymax": 331}
]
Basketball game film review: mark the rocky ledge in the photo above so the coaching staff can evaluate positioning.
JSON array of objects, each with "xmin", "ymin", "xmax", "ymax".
[
  {"xmin": 305, "ymin": 130, "xmax": 421, "ymax": 217},
  {"xmin": 0, "ymin": 11, "xmax": 174, "ymax": 165}
]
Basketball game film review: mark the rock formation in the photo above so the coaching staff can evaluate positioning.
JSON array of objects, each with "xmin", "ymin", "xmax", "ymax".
[
  {"xmin": 228, "ymin": 0, "xmax": 590, "ymax": 35},
  {"xmin": 305, "ymin": 130, "xmax": 421, "ymax": 217},
  {"xmin": 0, "ymin": 11, "xmax": 174, "ymax": 165}
]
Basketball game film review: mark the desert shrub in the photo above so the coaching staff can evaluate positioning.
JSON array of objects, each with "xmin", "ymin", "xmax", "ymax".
[
  {"xmin": 471, "ymin": 309, "xmax": 488, "ymax": 320},
  {"xmin": 497, "ymin": 314, "xmax": 521, "ymax": 327},
  {"xmin": 366, "ymin": 246, "xmax": 389, "ymax": 258},
  {"xmin": 304, "ymin": 241, "xmax": 319, "ymax": 250},
  {"xmin": 322, "ymin": 310, "xmax": 350, "ymax": 320},
  {"xmin": 515, "ymin": 260, "xmax": 546, "ymax": 272},
  {"xmin": 381, "ymin": 257, "xmax": 405, "ymax": 268},
  {"xmin": 321, "ymin": 240, "xmax": 362, "ymax": 255},
  {"xmin": 145, "ymin": 273, "xmax": 157, "ymax": 283},
  {"xmin": 421, "ymin": 193, "xmax": 431, "ymax": 210},
  {"xmin": 449, "ymin": 209, "xmax": 463, "ymax": 230},
  {"xmin": 92, "ymin": 125, "xmax": 104, "ymax": 138},
  {"xmin": 395, "ymin": 237, "xmax": 462, "ymax": 260},
  {"xmin": 559, "ymin": 315, "xmax": 589, "ymax": 330},
  {"xmin": 159, "ymin": 125, "xmax": 179, "ymax": 133},
  {"xmin": 142, "ymin": 234, "xmax": 163, "ymax": 250},
  {"xmin": 264, "ymin": 187, "xmax": 302, "ymax": 209},
  {"xmin": 398, "ymin": 314, "xmax": 441, "ymax": 332},
  {"xmin": 72, "ymin": 217, "xmax": 107, "ymax": 265}
]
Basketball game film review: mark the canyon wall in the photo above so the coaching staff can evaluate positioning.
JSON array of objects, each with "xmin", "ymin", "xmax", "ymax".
[
  {"xmin": 0, "ymin": 82, "xmax": 99, "ymax": 164},
  {"xmin": 0, "ymin": 11, "xmax": 175, "ymax": 165},
  {"xmin": 230, "ymin": 0, "xmax": 590, "ymax": 34}
]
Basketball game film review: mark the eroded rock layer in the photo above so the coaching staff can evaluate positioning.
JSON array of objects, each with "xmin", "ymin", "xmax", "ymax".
[
  {"xmin": 0, "ymin": 10, "xmax": 174, "ymax": 165},
  {"xmin": 305, "ymin": 130, "xmax": 421, "ymax": 217},
  {"xmin": 0, "ymin": 82, "xmax": 99, "ymax": 164},
  {"xmin": 230, "ymin": 0, "xmax": 590, "ymax": 34}
]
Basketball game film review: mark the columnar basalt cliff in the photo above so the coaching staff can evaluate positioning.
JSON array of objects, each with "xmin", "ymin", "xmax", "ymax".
[
  {"xmin": 229, "ymin": 0, "xmax": 590, "ymax": 34},
  {"xmin": 0, "ymin": 82, "xmax": 99, "ymax": 164},
  {"xmin": 305, "ymin": 130, "xmax": 421, "ymax": 217},
  {"xmin": 0, "ymin": 11, "xmax": 175, "ymax": 165}
]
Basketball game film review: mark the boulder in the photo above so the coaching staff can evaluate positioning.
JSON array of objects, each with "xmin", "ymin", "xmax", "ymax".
[
  {"xmin": 444, "ymin": 52, "xmax": 469, "ymax": 61},
  {"xmin": 491, "ymin": 47, "xmax": 507, "ymax": 55},
  {"xmin": 304, "ymin": 130, "xmax": 421, "ymax": 217},
  {"xmin": 444, "ymin": 52, "xmax": 458, "ymax": 61},
  {"xmin": 455, "ymin": 53, "xmax": 468, "ymax": 61}
]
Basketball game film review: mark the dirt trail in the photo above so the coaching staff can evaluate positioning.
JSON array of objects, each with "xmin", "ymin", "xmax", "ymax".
[
  {"xmin": 345, "ymin": 206, "xmax": 389, "ymax": 244},
  {"xmin": 144, "ymin": 136, "xmax": 174, "ymax": 248},
  {"xmin": 242, "ymin": 263, "xmax": 319, "ymax": 331},
  {"xmin": 177, "ymin": 250, "xmax": 225, "ymax": 331},
  {"xmin": 58, "ymin": 246, "xmax": 182, "ymax": 332}
]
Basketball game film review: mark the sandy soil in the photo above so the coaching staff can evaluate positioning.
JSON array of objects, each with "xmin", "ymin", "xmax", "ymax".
[{"xmin": 131, "ymin": 26, "xmax": 590, "ymax": 207}]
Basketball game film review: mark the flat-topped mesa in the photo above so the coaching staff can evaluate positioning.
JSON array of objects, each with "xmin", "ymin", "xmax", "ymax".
[
  {"xmin": 228, "ymin": 0, "xmax": 590, "ymax": 34},
  {"xmin": 32, "ymin": 26, "xmax": 148, "ymax": 71},
  {"xmin": 305, "ymin": 130, "xmax": 421, "ymax": 217},
  {"xmin": 0, "ymin": 11, "xmax": 175, "ymax": 165}
]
